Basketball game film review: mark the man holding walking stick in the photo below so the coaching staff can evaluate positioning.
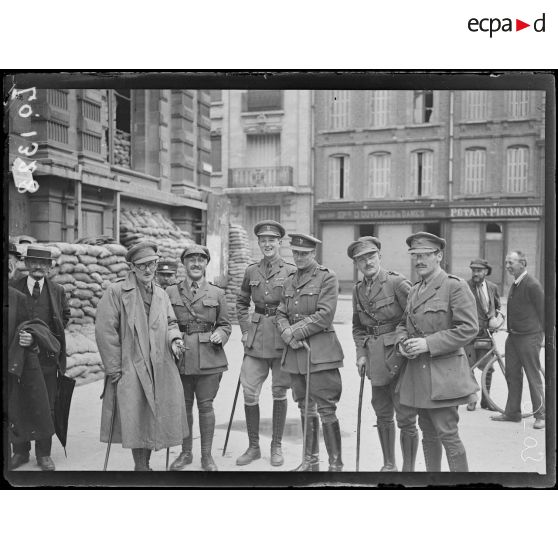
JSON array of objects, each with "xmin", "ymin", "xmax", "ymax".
[
  {"xmin": 349, "ymin": 237, "xmax": 418, "ymax": 472},
  {"xmin": 276, "ymin": 233, "xmax": 344, "ymax": 472},
  {"xmin": 235, "ymin": 221, "xmax": 296, "ymax": 467}
]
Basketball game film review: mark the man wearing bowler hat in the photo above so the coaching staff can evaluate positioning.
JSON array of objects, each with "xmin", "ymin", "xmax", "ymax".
[
  {"xmin": 349, "ymin": 236, "xmax": 418, "ymax": 472},
  {"xmin": 96, "ymin": 241, "xmax": 189, "ymax": 471},
  {"xmin": 12, "ymin": 246, "xmax": 70, "ymax": 471},
  {"xmin": 276, "ymin": 233, "xmax": 344, "ymax": 472},
  {"xmin": 167, "ymin": 245, "xmax": 231, "ymax": 471},
  {"xmin": 236, "ymin": 220, "xmax": 296, "ymax": 467},
  {"xmin": 155, "ymin": 258, "xmax": 178, "ymax": 289},
  {"xmin": 465, "ymin": 259, "xmax": 501, "ymax": 411},
  {"xmin": 395, "ymin": 232, "xmax": 478, "ymax": 472}
]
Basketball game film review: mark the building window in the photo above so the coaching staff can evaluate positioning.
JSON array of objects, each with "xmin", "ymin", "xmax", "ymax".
[
  {"xmin": 210, "ymin": 90, "xmax": 222, "ymax": 103},
  {"xmin": 463, "ymin": 148, "xmax": 486, "ymax": 195},
  {"xmin": 246, "ymin": 134, "xmax": 281, "ymax": 167},
  {"xmin": 367, "ymin": 152, "xmax": 391, "ymax": 198},
  {"xmin": 110, "ymin": 89, "xmax": 132, "ymax": 168},
  {"xmin": 328, "ymin": 90, "xmax": 350, "ymax": 129},
  {"xmin": 507, "ymin": 91, "xmax": 529, "ymax": 119},
  {"xmin": 368, "ymin": 91, "xmax": 390, "ymax": 127},
  {"xmin": 505, "ymin": 146, "xmax": 529, "ymax": 193},
  {"xmin": 243, "ymin": 90, "xmax": 283, "ymax": 112},
  {"xmin": 413, "ymin": 90, "xmax": 434, "ymax": 124},
  {"xmin": 464, "ymin": 91, "xmax": 488, "ymax": 120},
  {"xmin": 411, "ymin": 150, "xmax": 433, "ymax": 196},
  {"xmin": 210, "ymin": 134, "xmax": 222, "ymax": 173},
  {"xmin": 82, "ymin": 209, "xmax": 103, "ymax": 238},
  {"xmin": 328, "ymin": 155, "xmax": 350, "ymax": 199}
]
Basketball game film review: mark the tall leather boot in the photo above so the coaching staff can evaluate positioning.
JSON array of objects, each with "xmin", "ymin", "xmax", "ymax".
[
  {"xmin": 322, "ymin": 420, "xmax": 343, "ymax": 472},
  {"xmin": 481, "ymin": 369, "xmax": 493, "ymax": 410},
  {"xmin": 422, "ymin": 439, "xmax": 443, "ymax": 472},
  {"xmin": 292, "ymin": 415, "xmax": 320, "ymax": 472},
  {"xmin": 236, "ymin": 404, "xmax": 261, "ymax": 466},
  {"xmin": 199, "ymin": 411, "xmax": 218, "ymax": 472},
  {"xmin": 132, "ymin": 449, "xmax": 149, "ymax": 471},
  {"xmin": 400, "ymin": 431, "xmax": 418, "ymax": 472},
  {"xmin": 377, "ymin": 423, "xmax": 398, "ymax": 472},
  {"xmin": 145, "ymin": 449, "xmax": 152, "ymax": 471},
  {"xmin": 170, "ymin": 403, "xmax": 194, "ymax": 470},
  {"xmin": 447, "ymin": 450, "xmax": 469, "ymax": 472},
  {"xmin": 270, "ymin": 399, "xmax": 287, "ymax": 466}
]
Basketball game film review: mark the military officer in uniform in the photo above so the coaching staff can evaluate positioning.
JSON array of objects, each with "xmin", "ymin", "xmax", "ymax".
[
  {"xmin": 276, "ymin": 233, "xmax": 344, "ymax": 472},
  {"xmin": 155, "ymin": 258, "xmax": 178, "ymax": 289},
  {"xmin": 167, "ymin": 245, "xmax": 231, "ymax": 472},
  {"xmin": 349, "ymin": 236, "xmax": 418, "ymax": 472},
  {"xmin": 236, "ymin": 220, "xmax": 296, "ymax": 467},
  {"xmin": 395, "ymin": 233, "xmax": 478, "ymax": 472}
]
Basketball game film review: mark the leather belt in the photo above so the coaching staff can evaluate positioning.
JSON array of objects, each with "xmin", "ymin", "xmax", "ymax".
[
  {"xmin": 179, "ymin": 322, "xmax": 213, "ymax": 334},
  {"xmin": 365, "ymin": 323, "xmax": 398, "ymax": 337},
  {"xmin": 254, "ymin": 304, "xmax": 278, "ymax": 317}
]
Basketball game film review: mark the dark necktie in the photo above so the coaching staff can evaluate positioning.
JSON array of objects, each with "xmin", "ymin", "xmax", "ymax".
[
  {"xmin": 191, "ymin": 281, "xmax": 198, "ymax": 296},
  {"xmin": 477, "ymin": 284, "xmax": 489, "ymax": 313},
  {"xmin": 32, "ymin": 281, "xmax": 41, "ymax": 300}
]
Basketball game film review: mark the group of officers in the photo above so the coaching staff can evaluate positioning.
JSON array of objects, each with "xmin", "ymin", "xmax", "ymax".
[{"xmin": 7, "ymin": 218, "xmax": 545, "ymax": 473}]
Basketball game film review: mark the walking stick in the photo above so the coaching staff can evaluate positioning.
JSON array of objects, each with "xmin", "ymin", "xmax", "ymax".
[
  {"xmin": 301, "ymin": 341, "xmax": 311, "ymax": 463},
  {"xmin": 222, "ymin": 375, "xmax": 241, "ymax": 456},
  {"xmin": 166, "ymin": 448, "xmax": 170, "ymax": 471},
  {"xmin": 356, "ymin": 367, "xmax": 366, "ymax": 472},
  {"xmin": 103, "ymin": 383, "xmax": 117, "ymax": 472}
]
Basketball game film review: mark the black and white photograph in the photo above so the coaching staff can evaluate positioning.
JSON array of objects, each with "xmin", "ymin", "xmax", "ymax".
[{"xmin": 3, "ymin": 72, "xmax": 555, "ymax": 489}]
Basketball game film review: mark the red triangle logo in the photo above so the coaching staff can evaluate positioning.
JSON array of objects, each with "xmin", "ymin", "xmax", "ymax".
[{"xmin": 516, "ymin": 19, "xmax": 530, "ymax": 31}]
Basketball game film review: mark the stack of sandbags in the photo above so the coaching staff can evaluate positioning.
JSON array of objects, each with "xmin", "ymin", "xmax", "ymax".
[
  {"xmin": 225, "ymin": 223, "xmax": 256, "ymax": 323},
  {"xmin": 76, "ymin": 235, "xmax": 117, "ymax": 245},
  {"xmin": 65, "ymin": 325, "xmax": 104, "ymax": 386},
  {"xmin": 119, "ymin": 208, "xmax": 195, "ymax": 283},
  {"xmin": 113, "ymin": 129, "xmax": 131, "ymax": 168}
]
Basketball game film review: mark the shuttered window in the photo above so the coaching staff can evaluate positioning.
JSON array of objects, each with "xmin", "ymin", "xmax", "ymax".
[
  {"xmin": 464, "ymin": 148, "xmax": 486, "ymax": 195},
  {"xmin": 507, "ymin": 91, "xmax": 529, "ymax": 119},
  {"xmin": 368, "ymin": 90, "xmax": 390, "ymax": 127},
  {"xmin": 367, "ymin": 153, "xmax": 391, "ymax": 198},
  {"xmin": 328, "ymin": 90, "xmax": 350, "ymax": 129},
  {"xmin": 505, "ymin": 146, "xmax": 529, "ymax": 193},
  {"xmin": 464, "ymin": 91, "xmax": 488, "ymax": 120},
  {"xmin": 246, "ymin": 134, "xmax": 281, "ymax": 167},
  {"xmin": 411, "ymin": 150, "xmax": 433, "ymax": 196},
  {"xmin": 328, "ymin": 155, "xmax": 350, "ymax": 199}
]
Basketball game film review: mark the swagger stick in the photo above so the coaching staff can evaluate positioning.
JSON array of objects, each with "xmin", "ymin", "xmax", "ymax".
[
  {"xmin": 356, "ymin": 369, "xmax": 366, "ymax": 472},
  {"xmin": 222, "ymin": 375, "xmax": 241, "ymax": 456},
  {"xmin": 301, "ymin": 341, "xmax": 312, "ymax": 464},
  {"xmin": 103, "ymin": 384, "xmax": 117, "ymax": 471}
]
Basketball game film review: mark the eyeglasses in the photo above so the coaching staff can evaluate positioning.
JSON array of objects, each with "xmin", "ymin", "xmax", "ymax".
[{"xmin": 134, "ymin": 260, "xmax": 159, "ymax": 271}]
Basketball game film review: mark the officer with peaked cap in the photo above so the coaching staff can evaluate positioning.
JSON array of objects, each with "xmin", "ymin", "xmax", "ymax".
[
  {"xmin": 155, "ymin": 258, "xmax": 178, "ymax": 289},
  {"xmin": 464, "ymin": 258, "xmax": 502, "ymax": 411},
  {"xmin": 348, "ymin": 236, "xmax": 418, "ymax": 472},
  {"xmin": 235, "ymin": 220, "xmax": 296, "ymax": 467},
  {"xmin": 276, "ymin": 233, "xmax": 344, "ymax": 472},
  {"xmin": 394, "ymin": 232, "xmax": 478, "ymax": 472},
  {"xmin": 96, "ymin": 240, "xmax": 188, "ymax": 471},
  {"xmin": 166, "ymin": 244, "xmax": 231, "ymax": 471}
]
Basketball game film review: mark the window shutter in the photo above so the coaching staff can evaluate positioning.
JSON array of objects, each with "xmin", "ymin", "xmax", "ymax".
[{"xmin": 343, "ymin": 156, "xmax": 350, "ymax": 198}]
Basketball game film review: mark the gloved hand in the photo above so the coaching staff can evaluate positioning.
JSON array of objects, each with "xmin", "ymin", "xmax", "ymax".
[
  {"xmin": 357, "ymin": 356, "xmax": 367, "ymax": 377},
  {"xmin": 107, "ymin": 371, "xmax": 122, "ymax": 384},
  {"xmin": 210, "ymin": 330, "xmax": 227, "ymax": 345},
  {"xmin": 289, "ymin": 338, "xmax": 304, "ymax": 350},
  {"xmin": 281, "ymin": 327, "xmax": 294, "ymax": 344},
  {"xmin": 171, "ymin": 338, "xmax": 185, "ymax": 359}
]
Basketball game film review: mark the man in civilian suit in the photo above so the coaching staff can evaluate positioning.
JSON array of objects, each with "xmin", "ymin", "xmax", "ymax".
[
  {"xmin": 491, "ymin": 251, "xmax": 545, "ymax": 429},
  {"xmin": 465, "ymin": 259, "xmax": 501, "ymax": 411},
  {"xmin": 12, "ymin": 247, "xmax": 70, "ymax": 470}
]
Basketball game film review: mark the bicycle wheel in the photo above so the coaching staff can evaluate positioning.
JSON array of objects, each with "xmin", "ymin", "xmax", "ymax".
[{"xmin": 481, "ymin": 354, "xmax": 535, "ymax": 419}]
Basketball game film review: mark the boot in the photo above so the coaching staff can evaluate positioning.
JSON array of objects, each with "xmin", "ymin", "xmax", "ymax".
[
  {"xmin": 447, "ymin": 450, "xmax": 469, "ymax": 472},
  {"xmin": 292, "ymin": 415, "xmax": 320, "ymax": 472},
  {"xmin": 199, "ymin": 411, "xmax": 218, "ymax": 472},
  {"xmin": 132, "ymin": 448, "xmax": 151, "ymax": 471},
  {"xmin": 145, "ymin": 450, "xmax": 152, "ymax": 471},
  {"xmin": 270, "ymin": 399, "xmax": 287, "ymax": 466},
  {"xmin": 481, "ymin": 369, "xmax": 493, "ymax": 410},
  {"xmin": 400, "ymin": 431, "xmax": 418, "ymax": 472},
  {"xmin": 322, "ymin": 420, "xmax": 343, "ymax": 472},
  {"xmin": 422, "ymin": 439, "xmax": 443, "ymax": 472},
  {"xmin": 236, "ymin": 404, "xmax": 261, "ymax": 466},
  {"xmin": 170, "ymin": 405, "xmax": 194, "ymax": 470},
  {"xmin": 377, "ymin": 423, "xmax": 398, "ymax": 472}
]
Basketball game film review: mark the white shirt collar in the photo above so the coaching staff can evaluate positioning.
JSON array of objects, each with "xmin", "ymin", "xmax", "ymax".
[
  {"xmin": 514, "ymin": 270, "xmax": 528, "ymax": 285},
  {"xmin": 27, "ymin": 276, "xmax": 45, "ymax": 295}
]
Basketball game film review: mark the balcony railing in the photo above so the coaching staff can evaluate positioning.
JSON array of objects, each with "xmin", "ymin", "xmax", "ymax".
[{"xmin": 229, "ymin": 166, "xmax": 293, "ymax": 188}]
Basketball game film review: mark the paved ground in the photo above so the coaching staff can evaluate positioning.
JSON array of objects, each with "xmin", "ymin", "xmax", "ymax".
[{"xmin": 9, "ymin": 296, "xmax": 547, "ymax": 477}]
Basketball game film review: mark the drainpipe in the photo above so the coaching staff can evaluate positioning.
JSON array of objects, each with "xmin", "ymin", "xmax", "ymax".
[
  {"xmin": 74, "ymin": 163, "xmax": 83, "ymax": 241},
  {"xmin": 448, "ymin": 90, "xmax": 454, "ymax": 202}
]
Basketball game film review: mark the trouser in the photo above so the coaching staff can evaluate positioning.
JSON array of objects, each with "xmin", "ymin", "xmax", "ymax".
[
  {"xmin": 290, "ymin": 369, "xmax": 341, "ymax": 424},
  {"xmin": 13, "ymin": 361, "xmax": 57, "ymax": 457},
  {"xmin": 418, "ymin": 406, "xmax": 468, "ymax": 472},
  {"xmin": 180, "ymin": 373, "xmax": 222, "ymax": 450},
  {"xmin": 466, "ymin": 341, "xmax": 493, "ymax": 407},
  {"xmin": 240, "ymin": 355, "xmax": 291, "ymax": 405},
  {"xmin": 504, "ymin": 333, "xmax": 545, "ymax": 420},
  {"xmin": 371, "ymin": 380, "xmax": 418, "ymax": 435}
]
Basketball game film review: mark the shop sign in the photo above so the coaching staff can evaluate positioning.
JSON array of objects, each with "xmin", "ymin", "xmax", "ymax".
[
  {"xmin": 450, "ymin": 206, "xmax": 543, "ymax": 218},
  {"xmin": 319, "ymin": 208, "xmax": 446, "ymax": 221}
]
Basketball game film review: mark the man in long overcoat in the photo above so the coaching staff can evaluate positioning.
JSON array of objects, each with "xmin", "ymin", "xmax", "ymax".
[
  {"xmin": 96, "ymin": 241, "xmax": 188, "ymax": 471},
  {"xmin": 395, "ymin": 233, "xmax": 478, "ymax": 472},
  {"xmin": 12, "ymin": 246, "xmax": 70, "ymax": 471},
  {"xmin": 166, "ymin": 245, "xmax": 231, "ymax": 472},
  {"xmin": 276, "ymin": 233, "xmax": 344, "ymax": 472}
]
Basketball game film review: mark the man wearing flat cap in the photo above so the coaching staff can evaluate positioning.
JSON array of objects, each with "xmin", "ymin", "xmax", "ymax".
[
  {"xmin": 12, "ymin": 246, "xmax": 70, "ymax": 471},
  {"xmin": 166, "ymin": 245, "xmax": 231, "ymax": 471},
  {"xmin": 464, "ymin": 259, "xmax": 501, "ymax": 411},
  {"xmin": 155, "ymin": 258, "xmax": 178, "ymax": 289},
  {"xmin": 96, "ymin": 241, "xmax": 189, "ymax": 471},
  {"xmin": 276, "ymin": 233, "xmax": 344, "ymax": 472},
  {"xmin": 394, "ymin": 232, "xmax": 478, "ymax": 472},
  {"xmin": 235, "ymin": 220, "xmax": 296, "ymax": 467},
  {"xmin": 349, "ymin": 236, "xmax": 418, "ymax": 472}
]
